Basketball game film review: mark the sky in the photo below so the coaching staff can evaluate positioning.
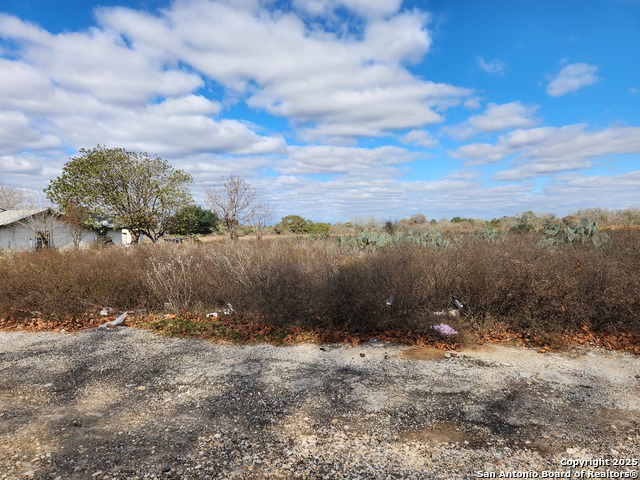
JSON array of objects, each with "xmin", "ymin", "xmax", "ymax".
[{"xmin": 0, "ymin": 0, "xmax": 639, "ymax": 223}]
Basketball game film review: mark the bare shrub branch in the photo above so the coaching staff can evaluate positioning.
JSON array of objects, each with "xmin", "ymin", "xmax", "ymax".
[
  {"xmin": 205, "ymin": 175, "xmax": 256, "ymax": 240},
  {"xmin": 0, "ymin": 181, "xmax": 26, "ymax": 210},
  {"xmin": 248, "ymin": 202, "xmax": 274, "ymax": 239}
]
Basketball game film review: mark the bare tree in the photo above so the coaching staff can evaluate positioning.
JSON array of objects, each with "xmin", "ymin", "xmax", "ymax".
[
  {"xmin": 206, "ymin": 175, "xmax": 256, "ymax": 240},
  {"xmin": 0, "ymin": 180, "xmax": 26, "ymax": 210},
  {"xmin": 18, "ymin": 208, "xmax": 61, "ymax": 249},
  {"xmin": 248, "ymin": 202, "xmax": 274, "ymax": 240},
  {"xmin": 61, "ymin": 202, "xmax": 93, "ymax": 248}
]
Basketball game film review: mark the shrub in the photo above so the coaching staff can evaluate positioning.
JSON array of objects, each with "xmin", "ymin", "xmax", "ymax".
[
  {"xmin": 306, "ymin": 222, "xmax": 330, "ymax": 236},
  {"xmin": 1, "ymin": 229, "xmax": 638, "ymax": 338}
]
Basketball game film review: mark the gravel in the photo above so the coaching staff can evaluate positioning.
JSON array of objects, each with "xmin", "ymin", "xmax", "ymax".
[{"xmin": 0, "ymin": 328, "xmax": 638, "ymax": 479}]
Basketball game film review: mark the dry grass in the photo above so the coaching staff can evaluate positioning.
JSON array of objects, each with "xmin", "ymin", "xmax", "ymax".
[{"xmin": 1, "ymin": 230, "xmax": 639, "ymax": 345}]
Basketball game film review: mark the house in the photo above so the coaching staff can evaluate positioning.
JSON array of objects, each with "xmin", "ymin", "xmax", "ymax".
[{"xmin": 0, "ymin": 208, "xmax": 132, "ymax": 251}]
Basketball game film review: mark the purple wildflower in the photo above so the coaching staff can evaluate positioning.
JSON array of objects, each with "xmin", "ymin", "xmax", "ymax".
[{"xmin": 431, "ymin": 323, "xmax": 458, "ymax": 336}]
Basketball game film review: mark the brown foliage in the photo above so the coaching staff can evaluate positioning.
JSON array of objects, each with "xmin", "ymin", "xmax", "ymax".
[{"xmin": 1, "ymin": 230, "xmax": 639, "ymax": 350}]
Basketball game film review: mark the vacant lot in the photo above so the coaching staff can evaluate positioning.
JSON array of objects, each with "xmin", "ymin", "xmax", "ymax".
[{"xmin": 1, "ymin": 328, "xmax": 638, "ymax": 479}]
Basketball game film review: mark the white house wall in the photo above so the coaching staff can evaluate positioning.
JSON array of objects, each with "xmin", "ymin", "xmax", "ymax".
[
  {"xmin": 0, "ymin": 219, "xmax": 131, "ymax": 251},
  {"xmin": 0, "ymin": 223, "xmax": 35, "ymax": 250}
]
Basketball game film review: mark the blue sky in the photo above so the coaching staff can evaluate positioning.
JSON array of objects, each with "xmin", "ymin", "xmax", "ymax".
[{"xmin": 1, "ymin": 0, "xmax": 638, "ymax": 222}]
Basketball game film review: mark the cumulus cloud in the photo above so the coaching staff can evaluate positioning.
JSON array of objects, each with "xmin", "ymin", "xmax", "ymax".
[
  {"xmin": 477, "ymin": 56, "xmax": 506, "ymax": 75},
  {"xmin": 0, "ymin": 154, "xmax": 46, "ymax": 175},
  {"xmin": 96, "ymin": 1, "xmax": 470, "ymax": 140},
  {"xmin": 2, "ymin": 2, "xmax": 636, "ymax": 222},
  {"xmin": 546, "ymin": 63, "xmax": 599, "ymax": 97},
  {"xmin": 280, "ymin": 145, "xmax": 417, "ymax": 175},
  {"xmin": 0, "ymin": 14, "xmax": 203, "ymax": 107},
  {"xmin": 453, "ymin": 124, "xmax": 640, "ymax": 180},
  {"xmin": 0, "ymin": 112, "xmax": 61, "ymax": 154},
  {"xmin": 400, "ymin": 130, "xmax": 439, "ymax": 148},
  {"xmin": 0, "ymin": 1, "xmax": 473, "ymax": 165},
  {"xmin": 0, "ymin": 13, "xmax": 287, "ymax": 168},
  {"xmin": 445, "ymin": 101, "xmax": 540, "ymax": 140}
]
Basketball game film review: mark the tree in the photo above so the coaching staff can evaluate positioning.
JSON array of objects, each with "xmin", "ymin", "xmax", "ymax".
[
  {"xmin": 17, "ymin": 208, "xmax": 61, "ymax": 249},
  {"xmin": 45, "ymin": 145, "xmax": 193, "ymax": 243},
  {"xmin": 248, "ymin": 202, "xmax": 273, "ymax": 239},
  {"xmin": 61, "ymin": 202, "xmax": 93, "ymax": 248},
  {"xmin": 306, "ymin": 222, "xmax": 330, "ymax": 235},
  {"xmin": 0, "ymin": 180, "xmax": 26, "ymax": 210},
  {"xmin": 168, "ymin": 205, "xmax": 219, "ymax": 236},
  {"xmin": 206, "ymin": 175, "xmax": 256, "ymax": 240},
  {"xmin": 280, "ymin": 215, "xmax": 307, "ymax": 234}
]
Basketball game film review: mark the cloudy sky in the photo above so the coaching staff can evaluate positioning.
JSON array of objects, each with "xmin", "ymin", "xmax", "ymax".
[{"xmin": 1, "ymin": 0, "xmax": 639, "ymax": 222}]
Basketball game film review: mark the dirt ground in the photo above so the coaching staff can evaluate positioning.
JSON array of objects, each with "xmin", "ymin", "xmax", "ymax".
[{"xmin": 0, "ymin": 328, "xmax": 638, "ymax": 479}]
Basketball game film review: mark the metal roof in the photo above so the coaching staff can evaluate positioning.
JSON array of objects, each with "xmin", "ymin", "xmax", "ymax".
[{"xmin": 0, "ymin": 208, "xmax": 52, "ymax": 227}]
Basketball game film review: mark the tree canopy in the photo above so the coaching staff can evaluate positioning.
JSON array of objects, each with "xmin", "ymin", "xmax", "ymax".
[
  {"xmin": 280, "ymin": 215, "xmax": 308, "ymax": 234},
  {"xmin": 168, "ymin": 205, "xmax": 219, "ymax": 236},
  {"xmin": 45, "ymin": 146, "xmax": 193, "ymax": 242},
  {"xmin": 278, "ymin": 215, "xmax": 330, "ymax": 235}
]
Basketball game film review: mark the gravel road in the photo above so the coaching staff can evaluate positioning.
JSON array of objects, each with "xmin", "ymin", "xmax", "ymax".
[{"xmin": 0, "ymin": 328, "xmax": 638, "ymax": 479}]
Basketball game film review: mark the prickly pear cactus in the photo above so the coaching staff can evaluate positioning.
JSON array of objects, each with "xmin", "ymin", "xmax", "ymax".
[{"xmin": 540, "ymin": 219, "xmax": 608, "ymax": 247}]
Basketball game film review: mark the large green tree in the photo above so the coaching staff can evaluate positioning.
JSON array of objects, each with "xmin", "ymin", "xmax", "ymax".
[
  {"xmin": 168, "ymin": 205, "xmax": 219, "ymax": 236},
  {"xmin": 45, "ymin": 146, "xmax": 193, "ymax": 243}
]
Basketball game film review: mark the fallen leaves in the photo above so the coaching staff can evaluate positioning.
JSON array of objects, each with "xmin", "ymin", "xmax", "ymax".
[{"xmin": 0, "ymin": 309, "xmax": 638, "ymax": 355}]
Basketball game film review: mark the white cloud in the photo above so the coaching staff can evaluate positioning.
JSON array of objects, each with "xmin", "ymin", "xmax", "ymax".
[
  {"xmin": 0, "ymin": 15, "xmax": 203, "ymax": 107},
  {"xmin": 453, "ymin": 124, "xmax": 640, "ymax": 180},
  {"xmin": 280, "ymin": 145, "xmax": 417, "ymax": 175},
  {"xmin": 467, "ymin": 102, "xmax": 539, "ymax": 132},
  {"xmin": 546, "ymin": 63, "xmax": 599, "ymax": 97},
  {"xmin": 445, "ymin": 101, "xmax": 540, "ymax": 140},
  {"xmin": 264, "ymin": 166, "xmax": 640, "ymax": 222},
  {"xmin": 0, "ymin": 13, "xmax": 287, "ymax": 162},
  {"xmin": 49, "ymin": 109, "xmax": 286, "ymax": 158},
  {"xmin": 477, "ymin": 56, "xmax": 506, "ymax": 75},
  {"xmin": 463, "ymin": 97, "xmax": 483, "ymax": 110},
  {"xmin": 0, "ymin": 154, "xmax": 46, "ymax": 175},
  {"xmin": 540, "ymin": 171, "xmax": 640, "ymax": 213},
  {"xmin": 1, "ymin": 3, "xmax": 637, "ymax": 222},
  {"xmin": 293, "ymin": 0, "xmax": 402, "ymax": 19},
  {"xmin": 96, "ymin": 1, "xmax": 470, "ymax": 140},
  {"xmin": 0, "ymin": 0, "xmax": 473, "ymax": 184},
  {"xmin": 148, "ymin": 95, "xmax": 222, "ymax": 117},
  {"xmin": 0, "ymin": 112, "xmax": 61, "ymax": 154},
  {"xmin": 400, "ymin": 130, "xmax": 438, "ymax": 148}
]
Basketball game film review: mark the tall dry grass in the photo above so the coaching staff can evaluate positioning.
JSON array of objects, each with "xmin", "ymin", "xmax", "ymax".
[{"xmin": 0, "ymin": 230, "xmax": 638, "ymax": 336}]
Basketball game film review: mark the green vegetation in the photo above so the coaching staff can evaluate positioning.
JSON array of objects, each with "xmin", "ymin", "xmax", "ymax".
[
  {"xmin": 280, "ymin": 215, "xmax": 308, "ymax": 234},
  {"xmin": 278, "ymin": 215, "xmax": 330, "ymax": 235},
  {"xmin": 168, "ymin": 205, "xmax": 219, "ymax": 236},
  {"xmin": 45, "ymin": 145, "xmax": 193, "ymax": 243},
  {"xmin": 306, "ymin": 222, "xmax": 330, "ymax": 236}
]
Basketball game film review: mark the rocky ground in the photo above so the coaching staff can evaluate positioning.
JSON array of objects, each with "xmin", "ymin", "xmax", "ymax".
[{"xmin": 0, "ymin": 328, "xmax": 638, "ymax": 479}]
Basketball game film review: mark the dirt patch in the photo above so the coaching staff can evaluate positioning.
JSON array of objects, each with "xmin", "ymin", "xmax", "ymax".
[
  {"xmin": 1, "ymin": 329, "xmax": 638, "ymax": 479},
  {"xmin": 397, "ymin": 346, "xmax": 447, "ymax": 360}
]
